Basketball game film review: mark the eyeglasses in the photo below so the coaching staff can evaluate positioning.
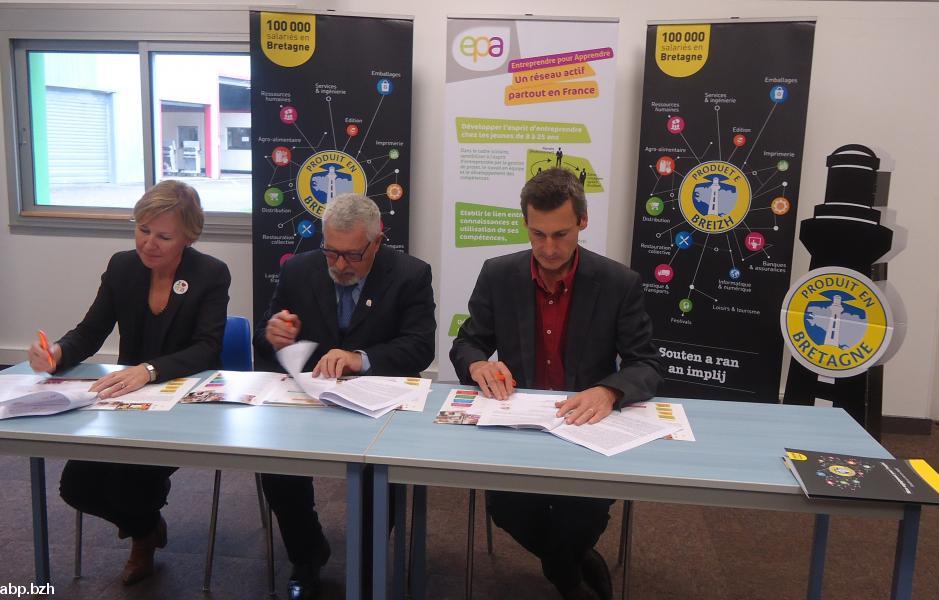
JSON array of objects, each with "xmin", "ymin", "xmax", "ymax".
[{"xmin": 321, "ymin": 239, "xmax": 373, "ymax": 263}]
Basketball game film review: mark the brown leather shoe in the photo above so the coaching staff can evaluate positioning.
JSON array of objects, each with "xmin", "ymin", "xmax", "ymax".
[{"xmin": 121, "ymin": 516, "xmax": 167, "ymax": 585}]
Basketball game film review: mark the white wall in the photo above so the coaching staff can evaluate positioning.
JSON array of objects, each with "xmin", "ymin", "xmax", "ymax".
[{"xmin": 1, "ymin": 0, "xmax": 937, "ymax": 421}]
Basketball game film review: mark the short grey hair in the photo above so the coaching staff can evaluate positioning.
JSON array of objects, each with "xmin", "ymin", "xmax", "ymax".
[{"xmin": 322, "ymin": 193, "xmax": 381, "ymax": 241}]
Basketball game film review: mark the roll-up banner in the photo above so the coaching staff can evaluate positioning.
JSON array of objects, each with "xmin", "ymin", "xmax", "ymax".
[
  {"xmin": 250, "ymin": 10, "xmax": 414, "ymax": 326},
  {"xmin": 439, "ymin": 16, "xmax": 619, "ymax": 381},
  {"xmin": 630, "ymin": 19, "xmax": 815, "ymax": 402}
]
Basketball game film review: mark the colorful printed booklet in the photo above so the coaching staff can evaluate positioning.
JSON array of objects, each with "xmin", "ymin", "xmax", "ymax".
[
  {"xmin": 0, "ymin": 374, "xmax": 198, "ymax": 414},
  {"xmin": 784, "ymin": 448, "xmax": 939, "ymax": 505}
]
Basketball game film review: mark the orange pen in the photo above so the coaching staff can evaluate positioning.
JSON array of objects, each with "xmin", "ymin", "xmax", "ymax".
[
  {"xmin": 37, "ymin": 330, "xmax": 56, "ymax": 370},
  {"xmin": 494, "ymin": 372, "xmax": 517, "ymax": 387}
]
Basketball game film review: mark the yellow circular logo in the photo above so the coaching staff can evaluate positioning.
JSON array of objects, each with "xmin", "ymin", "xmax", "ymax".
[
  {"xmin": 780, "ymin": 267, "xmax": 893, "ymax": 378},
  {"xmin": 296, "ymin": 151, "xmax": 367, "ymax": 218},
  {"xmin": 829, "ymin": 465, "xmax": 856, "ymax": 477},
  {"xmin": 786, "ymin": 451, "xmax": 807, "ymax": 461},
  {"xmin": 679, "ymin": 161, "xmax": 750, "ymax": 233}
]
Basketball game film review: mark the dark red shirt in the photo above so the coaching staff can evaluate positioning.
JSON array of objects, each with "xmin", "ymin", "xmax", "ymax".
[{"xmin": 532, "ymin": 248, "xmax": 580, "ymax": 390}]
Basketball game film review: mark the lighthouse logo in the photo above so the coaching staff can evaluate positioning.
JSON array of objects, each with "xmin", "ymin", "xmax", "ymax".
[
  {"xmin": 679, "ymin": 160, "xmax": 750, "ymax": 233},
  {"xmin": 296, "ymin": 150, "xmax": 367, "ymax": 218},
  {"xmin": 780, "ymin": 267, "xmax": 892, "ymax": 378}
]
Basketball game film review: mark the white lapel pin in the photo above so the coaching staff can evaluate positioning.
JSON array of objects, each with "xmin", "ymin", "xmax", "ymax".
[
  {"xmin": 365, "ymin": 299, "xmax": 373, "ymax": 307},
  {"xmin": 173, "ymin": 280, "xmax": 189, "ymax": 295}
]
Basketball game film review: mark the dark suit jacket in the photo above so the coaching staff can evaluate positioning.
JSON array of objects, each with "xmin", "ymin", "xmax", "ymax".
[
  {"xmin": 253, "ymin": 245, "xmax": 436, "ymax": 376},
  {"xmin": 450, "ymin": 247, "xmax": 662, "ymax": 407},
  {"xmin": 56, "ymin": 247, "xmax": 231, "ymax": 382}
]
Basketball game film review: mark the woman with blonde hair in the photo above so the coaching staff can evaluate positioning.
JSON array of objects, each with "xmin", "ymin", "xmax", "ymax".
[{"xmin": 28, "ymin": 179, "xmax": 231, "ymax": 584}]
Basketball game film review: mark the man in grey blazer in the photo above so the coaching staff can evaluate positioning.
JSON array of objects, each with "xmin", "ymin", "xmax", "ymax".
[
  {"xmin": 254, "ymin": 193, "xmax": 435, "ymax": 600},
  {"xmin": 450, "ymin": 168, "xmax": 662, "ymax": 600}
]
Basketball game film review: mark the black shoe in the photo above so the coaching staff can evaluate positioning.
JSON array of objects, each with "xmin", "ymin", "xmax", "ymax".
[
  {"xmin": 288, "ymin": 561, "xmax": 323, "ymax": 600},
  {"xmin": 581, "ymin": 548, "xmax": 612, "ymax": 600}
]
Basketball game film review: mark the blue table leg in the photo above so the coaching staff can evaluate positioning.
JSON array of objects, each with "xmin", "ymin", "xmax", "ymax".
[
  {"xmin": 30, "ymin": 457, "xmax": 50, "ymax": 585},
  {"xmin": 890, "ymin": 504, "xmax": 921, "ymax": 600},
  {"xmin": 411, "ymin": 484, "xmax": 427, "ymax": 600},
  {"xmin": 393, "ymin": 484, "xmax": 407, "ymax": 600},
  {"xmin": 806, "ymin": 513, "xmax": 829, "ymax": 600},
  {"xmin": 346, "ymin": 463, "xmax": 363, "ymax": 600},
  {"xmin": 373, "ymin": 465, "xmax": 390, "ymax": 600}
]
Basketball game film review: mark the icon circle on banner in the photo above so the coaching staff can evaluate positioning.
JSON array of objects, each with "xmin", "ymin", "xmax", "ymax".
[
  {"xmin": 279, "ymin": 105, "xmax": 298, "ymax": 125},
  {"xmin": 646, "ymin": 196, "xmax": 665, "ymax": 216},
  {"xmin": 770, "ymin": 85, "xmax": 789, "ymax": 103},
  {"xmin": 780, "ymin": 267, "xmax": 893, "ymax": 379},
  {"xmin": 743, "ymin": 231, "xmax": 766, "ymax": 252},
  {"xmin": 346, "ymin": 124, "xmax": 359, "ymax": 137},
  {"xmin": 678, "ymin": 298, "xmax": 693, "ymax": 314},
  {"xmin": 388, "ymin": 148, "xmax": 400, "ymax": 160},
  {"xmin": 777, "ymin": 160, "xmax": 790, "ymax": 172},
  {"xmin": 729, "ymin": 267, "xmax": 741, "ymax": 280},
  {"xmin": 377, "ymin": 78, "xmax": 394, "ymax": 95},
  {"xmin": 744, "ymin": 231, "xmax": 765, "ymax": 252},
  {"xmin": 666, "ymin": 116, "xmax": 685, "ymax": 134},
  {"xmin": 674, "ymin": 230, "xmax": 693, "ymax": 250},
  {"xmin": 678, "ymin": 160, "xmax": 751, "ymax": 234},
  {"xmin": 386, "ymin": 183, "xmax": 404, "ymax": 201},
  {"xmin": 733, "ymin": 134, "xmax": 746, "ymax": 147},
  {"xmin": 260, "ymin": 12, "xmax": 316, "ymax": 68},
  {"xmin": 297, "ymin": 219, "xmax": 316, "ymax": 238},
  {"xmin": 272, "ymin": 146, "xmax": 292, "ymax": 167},
  {"xmin": 264, "ymin": 187, "xmax": 284, "ymax": 207},
  {"xmin": 296, "ymin": 150, "xmax": 368, "ymax": 218},
  {"xmin": 656, "ymin": 156, "xmax": 675, "ymax": 176},
  {"xmin": 771, "ymin": 197, "xmax": 791, "ymax": 215},
  {"xmin": 653, "ymin": 264, "xmax": 674, "ymax": 283}
]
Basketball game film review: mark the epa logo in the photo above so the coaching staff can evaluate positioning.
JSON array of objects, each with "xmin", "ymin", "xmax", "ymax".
[{"xmin": 452, "ymin": 27, "xmax": 511, "ymax": 72}]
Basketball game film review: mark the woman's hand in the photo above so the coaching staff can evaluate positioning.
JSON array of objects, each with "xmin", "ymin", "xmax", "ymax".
[
  {"xmin": 90, "ymin": 365, "xmax": 151, "ymax": 399},
  {"xmin": 28, "ymin": 341, "xmax": 61, "ymax": 373}
]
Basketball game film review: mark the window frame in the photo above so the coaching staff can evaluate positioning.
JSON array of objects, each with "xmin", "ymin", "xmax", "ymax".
[{"xmin": 1, "ymin": 5, "xmax": 259, "ymax": 239}]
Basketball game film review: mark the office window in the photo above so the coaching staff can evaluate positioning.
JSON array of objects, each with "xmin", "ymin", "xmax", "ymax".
[
  {"xmin": 24, "ymin": 50, "xmax": 145, "ymax": 209},
  {"xmin": 5, "ymin": 29, "xmax": 251, "ymax": 234},
  {"xmin": 151, "ymin": 53, "xmax": 251, "ymax": 213},
  {"xmin": 227, "ymin": 127, "xmax": 252, "ymax": 150}
]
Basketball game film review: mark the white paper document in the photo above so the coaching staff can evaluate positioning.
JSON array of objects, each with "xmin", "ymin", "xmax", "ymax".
[
  {"xmin": 275, "ymin": 341, "xmax": 424, "ymax": 416},
  {"xmin": 292, "ymin": 375, "xmax": 414, "ymax": 418},
  {"xmin": 473, "ymin": 390, "xmax": 681, "ymax": 456},
  {"xmin": 475, "ymin": 392, "xmax": 566, "ymax": 429},
  {"xmin": 0, "ymin": 375, "xmax": 96, "ymax": 419},
  {"xmin": 551, "ymin": 411, "xmax": 682, "ymax": 456},
  {"xmin": 627, "ymin": 402, "xmax": 695, "ymax": 441}
]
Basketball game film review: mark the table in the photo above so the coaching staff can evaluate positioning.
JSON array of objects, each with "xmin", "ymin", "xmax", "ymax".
[
  {"xmin": 0, "ymin": 362, "xmax": 394, "ymax": 600},
  {"xmin": 366, "ymin": 385, "xmax": 921, "ymax": 600}
]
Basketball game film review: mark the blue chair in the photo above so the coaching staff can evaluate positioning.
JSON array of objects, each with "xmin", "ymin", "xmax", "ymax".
[{"xmin": 203, "ymin": 316, "xmax": 275, "ymax": 595}]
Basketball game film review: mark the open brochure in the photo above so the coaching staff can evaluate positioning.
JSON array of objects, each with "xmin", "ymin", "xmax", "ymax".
[
  {"xmin": 0, "ymin": 375, "xmax": 96, "ymax": 419},
  {"xmin": 275, "ymin": 341, "xmax": 429, "ymax": 417},
  {"xmin": 0, "ymin": 374, "xmax": 198, "ymax": 414},
  {"xmin": 443, "ymin": 389, "xmax": 681, "ymax": 456}
]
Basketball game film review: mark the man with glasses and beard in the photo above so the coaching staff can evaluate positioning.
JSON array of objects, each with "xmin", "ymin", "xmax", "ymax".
[{"xmin": 254, "ymin": 192, "xmax": 435, "ymax": 600}]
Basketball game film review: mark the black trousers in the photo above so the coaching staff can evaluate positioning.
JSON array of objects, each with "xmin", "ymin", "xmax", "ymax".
[
  {"xmin": 486, "ymin": 490, "xmax": 613, "ymax": 593},
  {"xmin": 261, "ymin": 468, "xmax": 395, "ymax": 594},
  {"xmin": 59, "ymin": 460, "xmax": 177, "ymax": 539}
]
